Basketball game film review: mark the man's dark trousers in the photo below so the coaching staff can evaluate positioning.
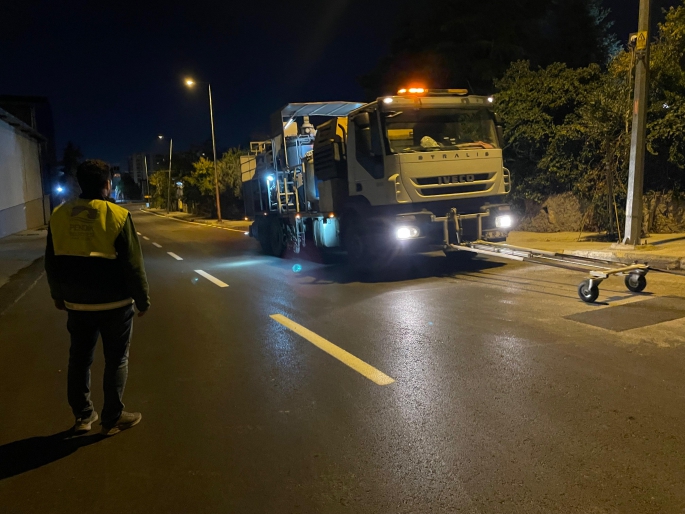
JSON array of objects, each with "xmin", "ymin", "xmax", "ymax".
[{"xmin": 67, "ymin": 305, "xmax": 135, "ymax": 424}]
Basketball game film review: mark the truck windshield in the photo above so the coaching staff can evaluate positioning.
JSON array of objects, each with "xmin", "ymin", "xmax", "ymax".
[{"xmin": 383, "ymin": 108, "xmax": 498, "ymax": 153}]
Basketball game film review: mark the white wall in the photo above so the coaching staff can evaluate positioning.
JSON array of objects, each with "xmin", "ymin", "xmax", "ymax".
[{"xmin": 0, "ymin": 119, "xmax": 47, "ymax": 237}]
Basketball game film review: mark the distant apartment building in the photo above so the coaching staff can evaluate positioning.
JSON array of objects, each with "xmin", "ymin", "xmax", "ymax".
[{"xmin": 128, "ymin": 153, "xmax": 153, "ymax": 184}]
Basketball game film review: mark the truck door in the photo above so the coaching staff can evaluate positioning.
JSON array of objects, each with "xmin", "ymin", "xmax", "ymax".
[{"xmin": 348, "ymin": 110, "xmax": 390, "ymax": 206}]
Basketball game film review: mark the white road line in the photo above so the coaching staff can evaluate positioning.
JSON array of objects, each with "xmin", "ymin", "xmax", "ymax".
[
  {"xmin": 194, "ymin": 270, "xmax": 229, "ymax": 288},
  {"xmin": 143, "ymin": 236, "xmax": 150, "ymax": 241},
  {"xmin": 152, "ymin": 242, "xmax": 162, "ymax": 248},
  {"xmin": 136, "ymin": 232, "xmax": 142, "ymax": 235},
  {"xmin": 167, "ymin": 252, "xmax": 183, "ymax": 261}
]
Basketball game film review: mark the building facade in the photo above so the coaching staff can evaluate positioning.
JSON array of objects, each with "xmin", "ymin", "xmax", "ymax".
[{"xmin": 0, "ymin": 107, "xmax": 50, "ymax": 238}]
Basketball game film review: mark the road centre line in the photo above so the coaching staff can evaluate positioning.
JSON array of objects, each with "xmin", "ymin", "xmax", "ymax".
[
  {"xmin": 152, "ymin": 242, "xmax": 162, "ymax": 248},
  {"xmin": 140, "ymin": 209, "xmax": 248, "ymax": 233},
  {"xmin": 194, "ymin": 270, "xmax": 229, "ymax": 288},
  {"xmin": 167, "ymin": 252, "xmax": 183, "ymax": 260},
  {"xmin": 143, "ymin": 236, "xmax": 150, "ymax": 240},
  {"xmin": 136, "ymin": 232, "xmax": 142, "ymax": 235},
  {"xmin": 270, "ymin": 314, "xmax": 395, "ymax": 386}
]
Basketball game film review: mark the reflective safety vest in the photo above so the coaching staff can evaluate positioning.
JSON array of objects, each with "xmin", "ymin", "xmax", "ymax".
[{"xmin": 50, "ymin": 198, "xmax": 129, "ymax": 259}]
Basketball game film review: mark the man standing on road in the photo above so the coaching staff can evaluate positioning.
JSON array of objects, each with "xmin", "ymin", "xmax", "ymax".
[{"xmin": 45, "ymin": 160, "xmax": 150, "ymax": 436}]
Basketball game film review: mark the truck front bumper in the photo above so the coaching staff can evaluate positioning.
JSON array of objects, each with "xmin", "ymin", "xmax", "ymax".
[{"xmin": 392, "ymin": 205, "xmax": 514, "ymax": 251}]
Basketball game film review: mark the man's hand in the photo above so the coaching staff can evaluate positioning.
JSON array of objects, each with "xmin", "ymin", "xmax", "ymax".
[
  {"xmin": 137, "ymin": 309, "xmax": 148, "ymax": 318},
  {"xmin": 54, "ymin": 299, "xmax": 66, "ymax": 311}
]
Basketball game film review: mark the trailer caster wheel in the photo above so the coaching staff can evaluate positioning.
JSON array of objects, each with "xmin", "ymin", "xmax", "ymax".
[
  {"xmin": 578, "ymin": 280, "xmax": 599, "ymax": 303},
  {"xmin": 625, "ymin": 274, "xmax": 647, "ymax": 293}
]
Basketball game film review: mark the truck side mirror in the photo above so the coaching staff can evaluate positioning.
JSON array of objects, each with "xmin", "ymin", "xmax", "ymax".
[
  {"xmin": 353, "ymin": 112, "xmax": 370, "ymax": 128},
  {"xmin": 497, "ymin": 126, "xmax": 504, "ymax": 147}
]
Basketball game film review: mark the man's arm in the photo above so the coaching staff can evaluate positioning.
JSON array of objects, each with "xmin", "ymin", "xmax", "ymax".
[
  {"xmin": 44, "ymin": 227, "xmax": 64, "ymax": 304},
  {"xmin": 114, "ymin": 214, "xmax": 150, "ymax": 312}
]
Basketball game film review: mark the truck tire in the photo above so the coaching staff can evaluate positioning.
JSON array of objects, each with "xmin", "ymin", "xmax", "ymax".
[{"xmin": 265, "ymin": 217, "xmax": 287, "ymax": 257}]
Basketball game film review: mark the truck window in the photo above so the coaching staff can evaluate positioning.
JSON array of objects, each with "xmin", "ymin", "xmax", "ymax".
[
  {"xmin": 383, "ymin": 108, "xmax": 498, "ymax": 153},
  {"xmin": 354, "ymin": 111, "xmax": 384, "ymax": 179}
]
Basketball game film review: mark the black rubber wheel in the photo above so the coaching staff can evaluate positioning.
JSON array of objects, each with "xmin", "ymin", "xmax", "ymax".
[
  {"xmin": 345, "ymin": 230, "xmax": 374, "ymax": 270},
  {"xmin": 578, "ymin": 280, "xmax": 600, "ymax": 303},
  {"xmin": 267, "ymin": 218, "xmax": 287, "ymax": 257},
  {"xmin": 625, "ymin": 274, "xmax": 647, "ymax": 293}
]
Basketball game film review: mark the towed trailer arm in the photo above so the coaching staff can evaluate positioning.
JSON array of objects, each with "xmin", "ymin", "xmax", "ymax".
[{"xmin": 437, "ymin": 209, "xmax": 650, "ymax": 303}]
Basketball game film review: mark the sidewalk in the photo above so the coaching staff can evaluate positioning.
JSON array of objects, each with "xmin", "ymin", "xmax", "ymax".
[
  {"xmin": 0, "ymin": 228, "xmax": 47, "ymax": 315},
  {"xmin": 0, "ymin": 228, "xmax": 47, "ymax": 288},
  {"xmin": 506, "ymin": 231, "xmax": 685, "ymax": 271},
  {"xmin": 140, "ymin": 208, "xmax": 252, "ymax": 232}
]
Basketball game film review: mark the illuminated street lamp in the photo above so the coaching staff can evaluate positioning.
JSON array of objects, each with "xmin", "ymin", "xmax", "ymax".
[
  {"xmin": 184, "ymin": 77, "xmax": 222, "ymax": 222},
  {"xmin": 158, "ymin": 134, "xmax": 173, "ymax": 214}
]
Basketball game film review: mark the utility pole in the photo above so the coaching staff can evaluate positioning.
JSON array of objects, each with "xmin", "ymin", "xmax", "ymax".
[{"xmin": 623, "ymin": 0, "xmax": 651, "ymax": 246}]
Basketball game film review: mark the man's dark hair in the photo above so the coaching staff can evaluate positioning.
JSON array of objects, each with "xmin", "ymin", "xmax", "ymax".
[{"xmin": 76, "ymin": 160, "xmax": 111, "ymax": 197}]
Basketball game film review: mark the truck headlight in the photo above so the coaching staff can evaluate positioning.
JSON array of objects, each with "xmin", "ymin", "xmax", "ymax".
[
  {"xmin": 495, "ymin": 215, "xmax": 513, "ymax": 229},
  {"xmin": 396, "ymin": 226, "xmax": 419, "ymax": 240}
]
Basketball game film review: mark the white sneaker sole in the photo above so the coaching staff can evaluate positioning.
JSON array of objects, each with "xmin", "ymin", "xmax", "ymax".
[{"xmin": 100, "ymin": 415, "xmax": 142, "ymax": 436}]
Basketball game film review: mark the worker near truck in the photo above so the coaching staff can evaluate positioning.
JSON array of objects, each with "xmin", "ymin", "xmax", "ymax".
[{"xmin": 45, "ymin": 160, "xmax": 150, "ymax": 436}]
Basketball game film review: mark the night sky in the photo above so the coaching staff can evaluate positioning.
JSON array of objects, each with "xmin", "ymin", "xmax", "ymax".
[{"xmin": 0, "ymin": 0, "xmax": 681, "ymax": 167}]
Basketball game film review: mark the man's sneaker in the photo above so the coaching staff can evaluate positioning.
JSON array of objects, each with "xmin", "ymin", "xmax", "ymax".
[
  {"xmin": 101, "ymin": 411, "xmax": 142, "ymax": 436},
  {"xmin": 73, "ymin": 411, "xmax": 99, "ymax": 433}
]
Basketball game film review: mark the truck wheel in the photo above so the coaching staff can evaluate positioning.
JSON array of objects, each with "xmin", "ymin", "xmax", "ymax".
[
  {"xmin": 345, "ymin": 231, "xmax": 370, "ymax": 267},
  {"xmin": 267, "ymin": 218, "xmax": 287, "ymax": 257},
  {"xmin": 578, "ymin": 280, "xmax": 599, "ymax": 303},
  {"xmin": 625, "ymin": 274, "xmax": 647, "ymax": 293}
]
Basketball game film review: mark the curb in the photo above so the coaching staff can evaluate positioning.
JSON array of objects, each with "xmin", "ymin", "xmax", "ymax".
[
  {"xmin": 565, "ymin": 250, "xmax": 682, "ymax": 271},
  {"xmin": 139, "ymin": 209, "xmax": 250, "ymax": 233}
]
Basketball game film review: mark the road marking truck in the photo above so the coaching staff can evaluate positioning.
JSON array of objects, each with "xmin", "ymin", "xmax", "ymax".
[{"xmin": 240, "ymin": 88, "xmax": 514, "ymax": 265}]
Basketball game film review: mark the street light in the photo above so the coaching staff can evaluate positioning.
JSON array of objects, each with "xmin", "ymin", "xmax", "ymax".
[
  {"xmin": 158, "ymin": 135, "xmax": 173, "ymax": 214},
  {"xmin": 184, "ymin": 77, "xmax": 222, "ymax": 222}
]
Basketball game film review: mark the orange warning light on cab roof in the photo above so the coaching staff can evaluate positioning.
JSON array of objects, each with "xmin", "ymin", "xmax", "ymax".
[{"xmin": 398, "ymin": 87, "xmax": 425, "ymax": 94}]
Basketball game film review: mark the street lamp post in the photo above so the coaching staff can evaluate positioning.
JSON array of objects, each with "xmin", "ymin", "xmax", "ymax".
[
  {"xmin": 185, "ymin": 78, "xmax": 222, "ymax": 222},
  {"xmin": 143, "ymin": 155, "xmax": 150, "ymax": 206},
  {"xmin": 159, "ymin": 135, "xmax": 173, "ymax": 214}
]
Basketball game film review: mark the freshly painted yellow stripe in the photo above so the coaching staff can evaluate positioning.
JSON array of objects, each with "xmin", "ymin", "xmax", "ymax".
[{"xmin": 270, "ymin": 314, "xmax": 395, "ymax": 386}]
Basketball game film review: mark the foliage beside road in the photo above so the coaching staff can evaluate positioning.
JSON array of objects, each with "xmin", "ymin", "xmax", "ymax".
[
  {"xmin": 149, "ymin": 147, "xmax": 245, "ymax": 218},
  {"xmin": 496, "ymin": 3, "xmax": 685, "ymax": 231}
]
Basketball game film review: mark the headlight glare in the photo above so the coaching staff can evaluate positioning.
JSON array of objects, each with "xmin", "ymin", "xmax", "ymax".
[
  {"xmin": 396, "ymin": 226, "xmax": 419, "ymax": 240},
  {"xmin": 495, "ymin": 215, "xmax": 513, "ymax": 229}
]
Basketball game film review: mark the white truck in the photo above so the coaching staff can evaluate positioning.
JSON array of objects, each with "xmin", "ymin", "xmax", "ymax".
[{"xmin": 241, "ymin": 88, "xmax": 514, "ymax": 265}]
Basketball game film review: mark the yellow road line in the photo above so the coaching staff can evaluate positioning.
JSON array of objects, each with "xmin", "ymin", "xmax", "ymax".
[{"xmin": 270, "ymin": 314, "xmax": 395, "ymax": 386}]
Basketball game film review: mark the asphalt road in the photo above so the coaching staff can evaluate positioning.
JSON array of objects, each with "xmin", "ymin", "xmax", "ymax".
[{"xmin": 2, "ymin": 207, "xmax": 685, "ymax": 513}]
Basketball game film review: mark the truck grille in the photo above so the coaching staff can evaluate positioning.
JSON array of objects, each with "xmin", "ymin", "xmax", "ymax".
[
  {"xmin": 414, "ymin": 173, "xmax": 491, "ymax": 186},
  {"xmin": 420, "ymin": 183, "xmax": 491, "ymax": 195},
  {"xmin": 411, "ymin": 172, "xmax": 495, "ymax": 197}
]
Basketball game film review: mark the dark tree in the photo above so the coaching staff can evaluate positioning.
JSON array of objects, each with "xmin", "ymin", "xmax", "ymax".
[
  {"xmin": 120, "ymin": 173, "xmax": 142, "ymax": 201},
  {"xmin": 60, "ymin": 141, "xmax": 83, "ymax": 176},
  {"xmin": 361, "ymin": 0, "xmax": 619, "ymax": 97}
]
